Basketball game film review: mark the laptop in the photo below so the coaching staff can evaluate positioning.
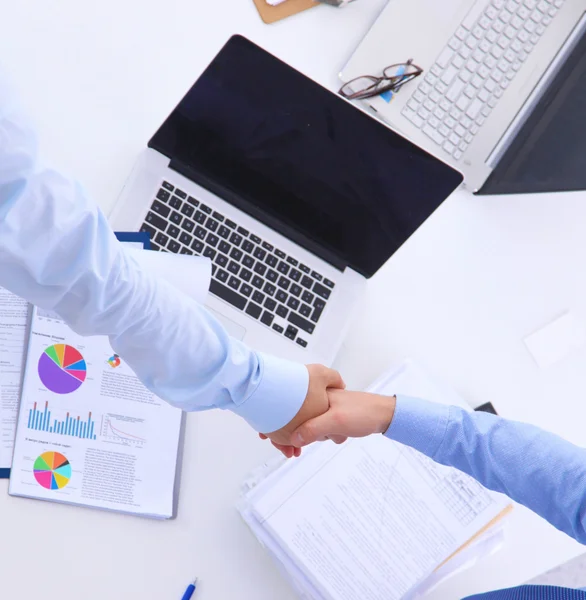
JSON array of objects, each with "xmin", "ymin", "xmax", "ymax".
[
  {"xmin": 341, "ymin": 0, "xmax": 586, "ymax": 193},
  {"xmin": 111, "ymin": 35, "xmax": 462, "ymax": 367}
]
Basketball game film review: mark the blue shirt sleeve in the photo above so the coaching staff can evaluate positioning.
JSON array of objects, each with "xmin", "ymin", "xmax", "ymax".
[
  {"xmin": 385, "ymin": 395, "xmax": 586, "ymax": 544},
  {"xmin": 0, "ymin": 73, "xmax": 308, "ymax": 433}
]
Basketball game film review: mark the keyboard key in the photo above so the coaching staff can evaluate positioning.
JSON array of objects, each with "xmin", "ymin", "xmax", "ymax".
[
  {"xmin": 253, "ymin": 291, "xmax": 265, "ymax": 305},
  {"xmin": 174, "ymin": 188, "xmax": 187, "ymax": 199},
  {"xmin": 272, "ymin": 324, "xmax": 284, "ymax": 334},
  {"xmin": 276, "ymin": 290, "xmax": 288, "ymax": 304},
  {"xmin": 245, "ymin": 302, "xmax": 262, "ymax": 320},
  {"xmin": 299, "ymin": 304, "xmax": 312, "ymax": 318},
  {"xmin": 216, "ymin": 269, "xmax": 229, "ymax": 282},
  {"xmin": 225, "ymin": 219, "xmax": 237, "ymax": 229},
  {"xmin": 296, "ymin": 338, "xmax": 308, "ymax": 348},
  {"xmin": 179, "ymin": 247, "xmax": 192, "ymax": 255},
  {"xmin": 242, "ymin": 240, "xmax": 254, "ymax": 254},
  {"xmin": 167, "ymin": 225, "xmax": 180, "ymax": 239},
  {"xmin": 228, "ymin": 261, "xmax": 240, "ymax": 275},
  {"xmin": 155, "ymin": 233, "xmax": 169, "ymax": 246},
  {"xmin": 250, "ymin": 234, "xmax": 262, "ymax": 244},
  {"xmin": 210, "ymin": 279, "xmax": 246, "ymax": 310},
  {"xmin": 261, "ymin": 311, "xmax": 274, "ymax": 327},
  {"xmin": 288, "ymin": 312, "xmax": 315, "ymax": 335},
  {"xmin": 228, "ymin": 276, "xmax": 240, "ymax": 290},
  {"xmin": 265, "ymin": 254, "xmax": 278, "ymax": 268},
  {"xmin": 140, "ymin": 223, "xmax": 157, "ymax": 239},
  {"xmin": 264, "ymin": 298, "xmax": 277, "ymax": 311},
  {"xmin": 206, "ymin": 233, "xmax": 219, "ymax": 247},
  {"xmin": 205, "ymin": 218, "xmax": 218, "ymax": 233},
  {"xmin": 302, "ymin": 290, "xmax": 314, "ymax": 304},
  {"xmin": 218, "ymin": 225, "xmax": 231, "ymax": 239},
  {"xmin": 237, "ymin": 226, "xmax": 249, "ymax": 237},
  {"xmin": 311, "ymin": 271, "xmax": 322, "ymax": 281},
  {"xmin": 264, "ymin": 282, "xmax": 276, "ymax": 296},
  {"xmin": 179, "ymin": 232, "xmax": 192, "ymax": 246},
  {"xmin": 285, "ymin": 325, "xmax": 298, "ymax": 340},
  {"xmin": 311, "ymin": 299, "xmax": 325, "ymax": 323},
  {"xmin": 191, "ymin": 240, "xmax": 204, "ymax": 253},
  {"xmin": 203, "ymin": 247, "xmax": 216, "ymax": 260},
  {"xmin": 277, "ymin": 261, "xmax": 290, "ymax": 275},
  {"xmin": 240, "ymin": 268, "xmax": 252, "ymax": 282},
  {"xmin": 210, "ymin": 211, "xmax": 223, "ymax": 221},
  {"xmin": 195, "ymin": 226, "xmax": 206, "ymax": 240},
  {"xmin": 262, "ymin": 241, "xmax": 274, "ymax": 252},
  {"xmin": 241, "ymin": 284, "xmax": 253, "ymax": 297},
  {"xmin": 162, "ymin": 181, "xmax": 174, "ymax": 192},
  {"xmin": 156, "ymin": 189, "xmax": 170, "ymax": 202},
  {"xmin": 170, "ymin": 211, "xmax": 182, "ymax": 225},
  {"xmin": 275, "ymin": 249, "xmax": 286, "ymax": 259},
  {"xmin": 219, "ymin": 241, "xmax": 231, "ymax": 254},
  {"xmin": 289, "ymin": 269, "xmax": 301, "ymax": 282},
  {"xmin": 290, "ymin": 284, "xmax": 302, "ymax": 297},
  {"xmin": 145, "ymin": 211, "xmax": 167, "ymax": 230},
  {"xmin": 150, "ymin": 243, "xmax": 161, "ymax": 251},
  {"xmin": 199, "ymin": 204, "xmax": 212, "ymax": 214},
  {"xmin": 181, "ymin": 204, "xmax": 195, "ymax": 217},
  {"xmin": 230, "ymin": 233, "xmax": 243, "ymax": 246},
  {"xmin": 287, "ymin": 297, "xmax": 300, "ymax": 311},
  {"xmin": 287, "ymin": 257, "xmax": 299, "ymax": 266},
  {"xmin": 194, "ymin": 211, "xmax": 206, "ymax": 224},
  {"xmin": 254, "ymin": 263, "xmax": 267, "ymax": 276},
  {"xmin": 170, "ymin": 196, "xmax": 182, "ymax": 209},
  {"xmin": 151, "ymin": 200, "xmax": 171, "ymax": 218},
  {"xmin": 301, "ymin": 275, "xmax": 313, "ymax": 289},
  {"xmin": 188, "ymin": 196, "xmax": 199, "ymax": 207},
  {"xmin": 278, "ymin": 277, "xmax": 290, "ymax": 291},
  {"xmin": 253, "ymin": 247, "xmax": 266, "ymax": 261},
  {"xmin": 242, "ymin": 255, "xmax": 254, "ymax": 269},
  {"xmin": 230, "ymin": 248, "xmax": 243, "ymax": 261},
  {"xmin": 266, "ymin": 269, "xmax": 278, "ymax": 283},
  {"xmin": 299, "ymin": 264, "xmax": 310, "ymax": 274},
  {"xmin": 182, "ymin": 218, "xmax": 195, "ymax": 232},
  {"xmin": 167, "ymin": 240, "xmax": 181, "ymax": 253},
  {"xmin": 215, "ymin": 254, "xmax": 228, "ymax": 268},
  {"xmin": 277, "ymin": 305, "xmax": 288, "ymax": 318},
  {"xmin": 249, "ymin": 274, "xmax": 263, "ymax": 289}
]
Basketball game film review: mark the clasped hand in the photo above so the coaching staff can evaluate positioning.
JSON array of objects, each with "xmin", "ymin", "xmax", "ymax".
[{"xmin": 260, "ymin": 364, "xmax": 396, "ymax": 458}]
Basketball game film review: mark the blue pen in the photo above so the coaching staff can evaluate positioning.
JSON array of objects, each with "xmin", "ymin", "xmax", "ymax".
[{"xmin": 181, "ymin": 578, "xmax": 198, "ymax": 600}]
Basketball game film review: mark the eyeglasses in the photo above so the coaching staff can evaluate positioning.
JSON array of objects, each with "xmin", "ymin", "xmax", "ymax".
[{"xmin": 339, "ymin": 60, "xmax": 423, "ymax": 101}]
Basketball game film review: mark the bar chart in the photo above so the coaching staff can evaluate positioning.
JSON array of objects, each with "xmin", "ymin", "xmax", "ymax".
[{"xmin": 27, "ymin": 401, "xmax": 97, "ymax": 440}]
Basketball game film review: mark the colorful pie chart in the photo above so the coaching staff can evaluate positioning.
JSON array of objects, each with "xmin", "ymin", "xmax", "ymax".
[
  {"xmin": 33, "ymin": 451, "xmax": 72, "ymax": 490},
  {"xmin": 38, "ymin": 344, "xmax": 87, "ymax": 394}
]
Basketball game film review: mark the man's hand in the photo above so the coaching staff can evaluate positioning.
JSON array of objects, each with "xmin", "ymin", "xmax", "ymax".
[
  {"xmin": 290, "ymin": 389, "xmax": 396, "ymax": 447},
  {"xmin": 260, "ymin": 364, "xmax": 345, "ymax": 457}
]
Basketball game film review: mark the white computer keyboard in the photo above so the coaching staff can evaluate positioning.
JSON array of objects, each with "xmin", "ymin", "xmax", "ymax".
[{"xmin": 401, "ymin": 0, "xmax": 565, "ymax": 160}]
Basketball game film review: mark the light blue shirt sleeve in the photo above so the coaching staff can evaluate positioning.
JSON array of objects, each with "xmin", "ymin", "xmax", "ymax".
[
  {"xmin": 385, "ymin": 395, "xmax": 586, "ymax": 545},
  {"xmin": 0, "ymin": 74, "xmax": 308, "ymax": 433}
]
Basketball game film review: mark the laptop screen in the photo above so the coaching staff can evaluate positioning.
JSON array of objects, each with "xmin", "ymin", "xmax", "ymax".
[{"xmin": 149, "ymin": 36, "xmax": 462, "ymax": 278}]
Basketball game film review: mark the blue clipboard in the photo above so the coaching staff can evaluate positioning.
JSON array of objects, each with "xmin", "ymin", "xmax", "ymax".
[{"xmin": 0, "ymin": 231, "xmax": 150, "ymax": 480}]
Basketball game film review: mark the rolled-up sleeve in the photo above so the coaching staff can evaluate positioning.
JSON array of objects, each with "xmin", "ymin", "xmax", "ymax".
[{"xmin": 0, "ymin": 72, "xmax": 308, "ymax": 433}]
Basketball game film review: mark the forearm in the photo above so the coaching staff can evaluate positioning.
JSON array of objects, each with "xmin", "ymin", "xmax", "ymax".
[
  {"xmin": 386, "ymin": 396, "xmax": 586, "ymax": 544},
  {"xmin": 0, "ymin": 79, "xmax": 308, "ymax": 432}
]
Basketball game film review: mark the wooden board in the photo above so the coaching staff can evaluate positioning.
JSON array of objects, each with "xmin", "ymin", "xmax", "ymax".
[{"xmin": 252, "ymin": 0, "xmax": 319, "ymax": 24}]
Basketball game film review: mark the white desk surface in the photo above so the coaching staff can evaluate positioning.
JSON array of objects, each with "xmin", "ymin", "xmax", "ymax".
[{"xmin": 2, "ymin": 1, "xmax": 586, "ymax": 599}]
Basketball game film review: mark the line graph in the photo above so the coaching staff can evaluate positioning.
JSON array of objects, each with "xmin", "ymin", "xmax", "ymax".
[{"xmin": 100, "ymin": 414, "xmax": 146, "ymax": 446}]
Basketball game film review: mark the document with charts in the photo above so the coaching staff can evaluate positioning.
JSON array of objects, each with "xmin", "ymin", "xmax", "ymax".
[{"xmin": 9, "ymin": 307, "xmax": 184, "ymax": 519}]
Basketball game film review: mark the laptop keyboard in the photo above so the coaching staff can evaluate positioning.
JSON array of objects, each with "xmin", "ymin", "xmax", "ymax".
[
  {"xmin": 139, "ymin": 181, "xmax": 336, "ymax": 348},
  {"xmin": 401, "ymin": 0, "xmax": 564, "ymax": 160}
]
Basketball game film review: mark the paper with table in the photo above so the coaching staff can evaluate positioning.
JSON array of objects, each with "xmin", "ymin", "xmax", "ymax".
[
  {"xmin": 2, "ymin": 247, "xmax": 211, "ymax": 515},
  {"xmin": 239, "ymin": 360, "xmax": 512, "ymax": 599}
]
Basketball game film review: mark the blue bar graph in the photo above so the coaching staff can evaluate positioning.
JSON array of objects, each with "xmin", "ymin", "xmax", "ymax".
[{"xmin": 27, "ymin": 402, "xmax": 97, "ymax": 440}]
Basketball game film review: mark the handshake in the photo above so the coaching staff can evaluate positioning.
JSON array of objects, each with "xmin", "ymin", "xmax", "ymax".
[{"xmin": 260, "ymin": 364, "xmax": 397, "ymax": 458}]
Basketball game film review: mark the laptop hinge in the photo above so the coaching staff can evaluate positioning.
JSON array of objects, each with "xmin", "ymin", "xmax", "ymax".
[{"xmin": 169, "ymin": 159, "xmax": 348, "ymax": 273}]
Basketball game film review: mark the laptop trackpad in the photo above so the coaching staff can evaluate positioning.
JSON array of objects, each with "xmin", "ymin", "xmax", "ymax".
[{"xmin": 206, "ymin": 306, "xmax": 247, "ymax": 341}]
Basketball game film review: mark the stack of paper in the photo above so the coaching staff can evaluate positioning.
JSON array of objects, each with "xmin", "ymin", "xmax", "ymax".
[{"xmin": 239, "ymin": 361, "xmax": 511, "ymax": 600}]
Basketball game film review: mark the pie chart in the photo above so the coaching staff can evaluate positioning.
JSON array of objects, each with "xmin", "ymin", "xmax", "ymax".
[
  {"xmin": 38, "ymin": 344, "xmax": 87, "ymax": 394},
  {"xmin": 33, "ymin": 451, "xmax": 72, "ymax": 490}
]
